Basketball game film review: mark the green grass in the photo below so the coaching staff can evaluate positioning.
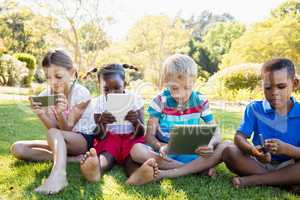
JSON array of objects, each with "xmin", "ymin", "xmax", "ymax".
[{"xmin": 0, "ymin": 100, "xmax": 299, "ymax": 200}]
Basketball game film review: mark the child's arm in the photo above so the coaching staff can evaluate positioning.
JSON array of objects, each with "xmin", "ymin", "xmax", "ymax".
[
  {"xmin": 64, "ymin": 101, "xmax": 90, "ymax": 131},
  {"xmin": 37, "ymin": 112, "xmax": 57, "ymax": 129},
  {"xmin": 125, "ymin": 108, "xmax": 145, "ymax": 138},
  {"xmin": 235, "ymin": 132, "xmax": 271, "ymax": 163},
  {"xmin": 55, "ymin": 94, "xmax": 90, "ymax": 131},
  {"xmin": 145, "ymin": 117, "xmax": 165, "ymax": 151},
  {"xmin": 265, "ymin": 139, "xmax": 300, "ymax": 160},
  {"xmin": 29, "ymin": 97, "xmax": 56, "ymax": 129},
  {"xmin": 235, "ymin": 132, "xmax": 256, "ymax": 155}
]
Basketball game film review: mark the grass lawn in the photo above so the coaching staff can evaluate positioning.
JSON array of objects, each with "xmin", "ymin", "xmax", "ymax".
[{"xmin": 0, "ymin": 100, "xmax": 299, "ymax": 200}]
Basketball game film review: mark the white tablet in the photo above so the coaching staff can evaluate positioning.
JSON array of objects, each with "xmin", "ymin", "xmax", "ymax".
[{"xmin": 106, "ymin": 93, "xmax": 135, "ymax": 124}]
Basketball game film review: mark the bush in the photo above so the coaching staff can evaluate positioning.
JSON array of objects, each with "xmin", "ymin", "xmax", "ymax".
[
  {"xmin": 14, "ymin": 53, "xmax": 37, "ymax": 87},
  {"xmin": 224, "ymin": 71, "xmax": 261, "ymax": 90},
  {"xmin": 198, "ymin": 63, "xmax": 263, "ymax": 101},
  {"xmin": 0, "ymin": 54, "xmax": 28, "ymax": 86},
  {"xmin": 34, "ymin": 67, "xmax": 46, "ymax": 83}
]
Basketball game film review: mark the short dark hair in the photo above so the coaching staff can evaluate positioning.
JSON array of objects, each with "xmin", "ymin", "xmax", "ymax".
[
  {"xmin": 261, "ymin": 58, "xmax": 296, "ymax": 78},
  {"xmin": 97, "ymin": 63, "xmax": 138, "ymax": 81},
  {"xmin": 42, "ymin": 49, "xmax": 73, "ymax": 69}
]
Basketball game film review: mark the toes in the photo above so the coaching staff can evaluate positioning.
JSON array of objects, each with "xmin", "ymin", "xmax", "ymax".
[
  {"xmin": 232, "ymin": 177, "xmax": 241, "ymax": 188},
  {"xmin": 90, "ymin": 148, "xmax": 97, "ymax": 156},
  {"xmin": 86, "ymin": 151, "xmax": 91, "ymax": 157},
  {"xmin": 147, "ymin": 158, "xmax": 157, "ymax": 167}
]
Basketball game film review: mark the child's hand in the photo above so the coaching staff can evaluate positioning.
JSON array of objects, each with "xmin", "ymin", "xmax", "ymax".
[
  {"xmin": 159, "ymin": 145, "xmax": 172, "ymax": 161},
  {"xmin": 195, "ymin": 146, "xmax": 214, "ymax": 158},
  {"xmin": 98, "ymin": 112, "xmax": 116, "ymax": 125},
  {"xmin": 265, "ymin": 139, "xmax": 288, "ymax": 155},
  {"xmin": 29, "ymin": 97, "xmax": 44, "ymax": 115},
  {"xmin": 251, "ymin": 146, "xmax": 271, "ymax": 163},
  {"xmin": 55, "ymin": 93, "xmax": 68, "ymax": 113},
  {"xmin": 125, "ymin": 110, "xmax": 139, "ymax": 125}
]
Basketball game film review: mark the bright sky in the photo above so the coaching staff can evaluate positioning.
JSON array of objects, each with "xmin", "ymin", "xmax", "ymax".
[
  {"xmin": 21, "ymin": 0, "xmax": 285, "ymax": 41},
  {"xmin": 102, "ymin": 0, "xmax": 285, "ymax": 40}
]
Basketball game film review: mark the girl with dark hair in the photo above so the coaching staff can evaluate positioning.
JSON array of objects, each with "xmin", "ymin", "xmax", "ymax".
[{"xmin": 79, "ymin": 63, "xmax": 146, "ymax": 183}]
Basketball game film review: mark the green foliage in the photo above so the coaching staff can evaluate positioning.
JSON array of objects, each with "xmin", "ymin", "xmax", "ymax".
[
  {"xmin": 221, "ymin": 3, "xmax": 300, "ymax": 73},
  {"xmin": 14, "ymin": 53, "xmax": 36, "ymax": 70},
  {"xmin": 0, "ymin": 6, "xmax": 50, "ymax": 62},
  {"xmin": 271, "ymin": 0, "xmax": 300, "ymax": 18},
  {"xmin": 184, "ymin": 10, "xmax": 234, "ymax": 41},
  {"xmin": 0, "ymin": 54, "xmax": 28, "ymax": 86},
  {"xmin": 198, "ymin": 63, "xmax": 263, "ymax": 101},
  {"xmin": 188, "ymin": 39, "xmax": 218, "ymax": 74},
  {"xmin": 188, "ymin": 22, "xmax": 245, "ymax": 75},
  {"xmin": 97, "ymin": 15, "xmax": 192, "ymax": 87},
  {"xmin": 14, "ymin": 53, "xmax": 36, "ymax": 87},
  {"xmin": 202, "ymin": 22, "xmax": 245, "ymax": 66},
  {"xmin": 224, "ymin": 72, "xmax": 261, "ymax": 91},
  {"xmin": 0, "ymin": 38, "xmax": 5, "ymax": 54}
]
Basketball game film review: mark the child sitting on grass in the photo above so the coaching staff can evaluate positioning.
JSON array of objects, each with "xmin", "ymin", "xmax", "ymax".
[
  {"xmin": 126, "ymin": 54, "xmax": 231, "ymax": 185},
  {"xmin": 10, "ymin": 50, "xmax": 94, "ymax": 194},
  {"xmin": 79, "ymin": 63, "xmax": 145, "ymax": 182},
  {"xmin": 223, "ymin": 58, "xmax": 300, "ymax": 189}
]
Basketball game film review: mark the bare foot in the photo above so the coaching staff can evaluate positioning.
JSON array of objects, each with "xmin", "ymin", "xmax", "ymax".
[
  {"xmin": 35, "ymin": 171, "xmax": 68, "ymax": 195},
  {"xmin": 67, "ymin": 154, "xmax": 84, "ymax": 163},
  {"xmin": 232, "ymin": 177, "xmax": 246, "ymax": 188},
  {"xmin": 126, "ymin": 158, "xmax": 159, "ymax": 185},
  {"xmin": 80, "ymin": 148, "xmax": 101, "ymax": 182},
  {"xmin": 208, "ymin": 168, "xmax": 217, "ymax": 178}
]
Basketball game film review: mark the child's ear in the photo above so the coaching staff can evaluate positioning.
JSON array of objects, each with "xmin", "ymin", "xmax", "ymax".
[{"xmin": 293, "ymin": 78, "xmax": 299, "ymax": 91}]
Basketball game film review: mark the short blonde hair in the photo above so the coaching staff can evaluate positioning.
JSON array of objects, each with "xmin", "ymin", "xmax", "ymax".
[{"xmin": 162, "ymin": 54, "xmax": 198, "ymax": 83}]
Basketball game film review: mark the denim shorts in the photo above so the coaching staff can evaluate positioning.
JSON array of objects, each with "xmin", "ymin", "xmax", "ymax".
[{"xmin": 79, "ymin": 133, "xmax": 95, "ymax": 150}]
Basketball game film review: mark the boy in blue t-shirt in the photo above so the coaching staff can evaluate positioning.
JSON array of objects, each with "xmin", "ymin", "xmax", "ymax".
[
  {"xmin": 223, "ymin": 58, "xmax": 300, "ymax": 188},
  {"xmin": 126, "ymin": 54, "xmax": 231, "ymax": 185}
]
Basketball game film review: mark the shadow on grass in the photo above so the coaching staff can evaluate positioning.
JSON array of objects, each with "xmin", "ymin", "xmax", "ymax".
[
  {"xmin": 105, "ymin": 165, "xmax": 170, "ymax": 199},
  {"xmin": 164, "ymin": 164, "xmax": 296, "ymax": 200},
  {"xmin": 7, "ymin": 159, "xmax": 104, "ymax": 200}
]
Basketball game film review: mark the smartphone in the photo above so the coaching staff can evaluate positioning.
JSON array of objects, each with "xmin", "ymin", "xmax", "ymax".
[
  {"xmin": 258, "ymin": 133, "xmax": 268, "ymax": 153},
  {"xmin": 31, "ymin": 95, "xmax": 58, "ymax": 107}
]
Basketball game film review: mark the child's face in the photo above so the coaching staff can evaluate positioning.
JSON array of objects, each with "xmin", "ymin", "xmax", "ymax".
[
  {"xmin": 101, "ymin": 74, "xmax": 125, "ymax": 95},
  {"xmin": 166, "ymin": 77, "xmax": 194, "ymax": 104},
  {"xmin": 43, "ymin": 64, "xmax": 74, "ymax": 94},
  {"xmin": 262, "ymin": 69, "xmax": 298, "ymax": 110}
]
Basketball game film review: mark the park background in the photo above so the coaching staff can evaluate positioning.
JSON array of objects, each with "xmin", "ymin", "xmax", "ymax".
[{"xmin": 0, "ymin": 0, "xmax": 300, "ymax": 199}]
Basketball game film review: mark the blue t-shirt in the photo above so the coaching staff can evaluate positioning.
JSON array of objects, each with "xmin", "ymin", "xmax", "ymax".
[{"xmin": 237, "ymin": 97, "xmax": 300, "ymax": 162}]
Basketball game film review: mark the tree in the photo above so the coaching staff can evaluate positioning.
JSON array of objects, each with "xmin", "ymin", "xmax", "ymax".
[
  {"xmin": 0, "ymin": 6, "xmax": 50, "ymax": 61},
  {"xmin": 188, "ymin": 39, "xmax": 216, "ymax": 76},
  {"xmin": 125, "ymin": 15, "xmax": 192, "ymax": 86},
  {"xmin": 184, "ymin": 10, "xmax": 234, "ymax": 41},
  {"xmin": 188, "ymin": 21, "xmax": 245, "ymax": 74},
  {"xmin": 220, "ymin": 16, "xmax": 300, "ymax": 73},
  {"xmin": 34, "ymin": 0, "xmax": 109, "ymax": 71},
  {"xmin": 271, "ymin": 0, "xmax": 300, "ymax": 18},
  {"xmin": 0, "ymin": 38, "xmax": 5, "ymax": 54},
  {"xmin": 185, "ymin": 11, "xmax": 237, "ymax": 75},
  {"xmin": 202, "ymin": 22, "xmax": 245, "ymax": 66}
]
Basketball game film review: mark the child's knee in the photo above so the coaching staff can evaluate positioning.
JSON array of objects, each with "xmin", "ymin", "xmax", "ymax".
[
  {"xmin": 47, "ymin": 128, "xmax": 62, "ymax": 140},
  {"xmin": 130, "ymin": 143, "xmax": 150, "ymax": 161},
  {"xmin": 217, "ymin": 140, "xmax": 233, "ymax": 150},
  {"xmin": 222, "ymin": 145, "xmax": 240, "ymax": 163},
  {"xmin": 10, "ymin": 142, "xmax": 26, "ymax": 159}
]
